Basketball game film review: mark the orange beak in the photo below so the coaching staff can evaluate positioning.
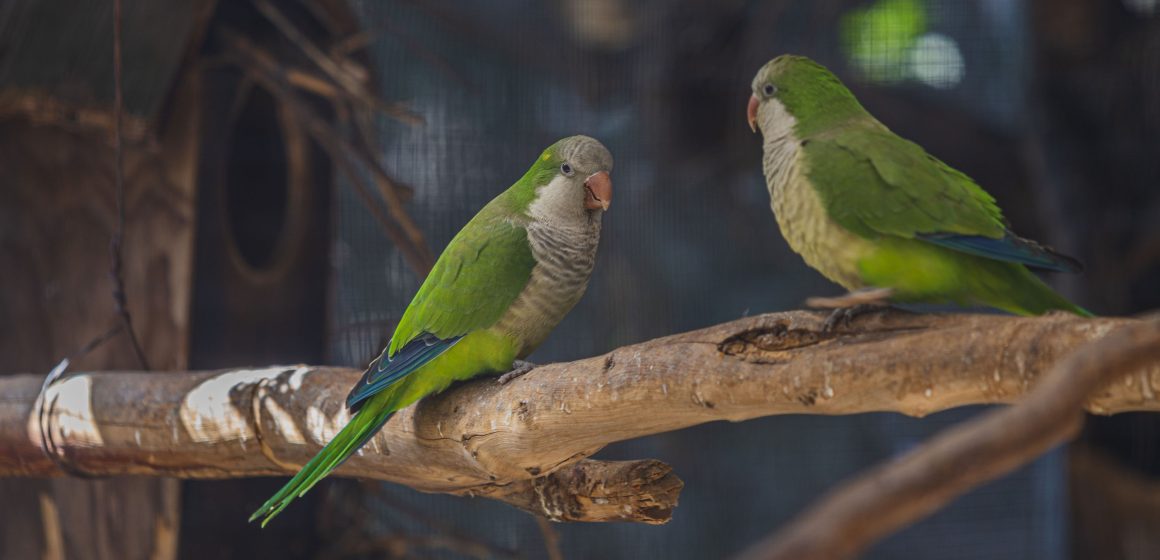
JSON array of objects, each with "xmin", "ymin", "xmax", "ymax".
[
  {"xmin": 584, "ymin": 171, "xmax": 612, "ymax": 211},
  {"xmin": 747, "ymin": 94, "xmax": 760, "ymax": 133}
]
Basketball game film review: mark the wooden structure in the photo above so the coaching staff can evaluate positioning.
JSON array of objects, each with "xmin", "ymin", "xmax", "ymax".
[{"xmin": 0, "ymin": 1, "xmax": 387, "ymax": 557}]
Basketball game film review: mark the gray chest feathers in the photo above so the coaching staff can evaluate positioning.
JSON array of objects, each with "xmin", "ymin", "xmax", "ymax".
[
  {"xmin": 494, "ymin": 217, "xmax": 602, "ymax": 354},
  {"xmin": 762, "ymin": 135, "xmax": 871, "ymax": 291}
]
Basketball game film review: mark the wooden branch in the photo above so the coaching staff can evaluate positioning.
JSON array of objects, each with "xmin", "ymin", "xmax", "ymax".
[
  {"xmin": 251, "ymin": 0, "xmax": 424, "ymax": 126},
  {"xmin": 736, "ymin": 316, "xmax": 1160, "ymax": 560},
  {"xmin": 2, "ymin": 311, "xmax": 1158, "ymax": 524}
]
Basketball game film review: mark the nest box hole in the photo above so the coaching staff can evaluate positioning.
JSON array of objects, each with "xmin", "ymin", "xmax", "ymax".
[{"xmin": 224, "ymin": 87, "xmax": 290, "ymax": 270}]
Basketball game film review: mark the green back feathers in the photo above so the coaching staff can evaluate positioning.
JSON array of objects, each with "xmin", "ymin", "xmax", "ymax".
[
  {"xmin": 803, "ymin": 125, "xmax": 1007, "ymax": 241},
  {"xmin": 385, "ymin": 147, "xmax": 566, "ymax": 357},
  {"xmin": 388, "ymin": 207, "xmax": 535, "ymax": 356}
]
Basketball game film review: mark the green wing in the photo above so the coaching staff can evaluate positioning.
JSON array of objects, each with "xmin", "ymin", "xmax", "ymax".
[
  {"xmin": 388, "ymin": 201, "xmax": 536, "ymax": 357},
  {"xmin": 804, "ymin": 124, "xmax": 1006, "ymax": 241},
  {"xmin": 803, "ymin": 124, "xmax": 1082, "ymax": 272}
]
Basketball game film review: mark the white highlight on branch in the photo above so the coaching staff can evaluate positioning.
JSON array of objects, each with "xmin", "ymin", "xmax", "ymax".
[
  {"xmin": 180, "ymin": 367, "xmax": 285, "ymax": 443},
  {"xmin": 264, "ymin": 398, "xmax": 305, "ymax": 446},
  {"xmin": 46, "ymin": 375, "xmax": 104, "ymax": 446}
]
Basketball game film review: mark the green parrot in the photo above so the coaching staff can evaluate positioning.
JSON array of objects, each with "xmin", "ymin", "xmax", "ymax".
[
  {"xmin": 250, "ymin": 135, "xmax": 614, "ymax": 525},
  {"xmin": 746, "ymin": 55, "xmax": 1089, "ymax": 319}
]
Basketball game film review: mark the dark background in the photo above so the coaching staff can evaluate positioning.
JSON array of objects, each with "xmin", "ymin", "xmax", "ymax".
[{"xmin": 2, "ymin": 0, "xmax": 1159, "ymax": 558}]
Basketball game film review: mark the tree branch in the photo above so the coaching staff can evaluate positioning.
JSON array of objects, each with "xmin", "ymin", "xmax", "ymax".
[
  {"xmin": 735, "ymin": 316, "xmax": 1160, "ymax": 560},
  {"xmin": 1, "ymin": 311, "xmax": 1157, "ymax": 524}
]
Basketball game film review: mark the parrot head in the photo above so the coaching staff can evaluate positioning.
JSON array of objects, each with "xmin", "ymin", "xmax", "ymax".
[
  {"xmin": 747, "ymin": 55, "xmax": 866, "ymax": 136},
  {"xmin": 519, "ymin": 135, "xmax": 614, "ymax": 221}
]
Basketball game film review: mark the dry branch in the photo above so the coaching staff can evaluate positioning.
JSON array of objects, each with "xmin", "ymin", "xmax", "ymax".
[
  {"xmin": 219, "ymin": 29, "xmax": 435, "ymax": 274},
  {"xmin": 736, "ymin": 316, "xmax": 1160, "ymax": 560},
  {"xmin": 2, "ymin": 311, "xmax": 1159, "ymax": 524},
  {"xmin": 251, "ymin": 0, "xmax": 422, "ymax": 126}
]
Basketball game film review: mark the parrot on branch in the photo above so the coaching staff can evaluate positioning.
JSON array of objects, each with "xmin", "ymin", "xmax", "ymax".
[
  {"xmin": 746, "ymin": 55, "xmax": 1089, "ymax": 324},
  {"xmin": 250, "ymin": 135, "xmax": 614, "ymax": 525}
]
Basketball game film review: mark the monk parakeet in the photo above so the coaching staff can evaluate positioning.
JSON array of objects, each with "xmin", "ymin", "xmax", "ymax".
[
  {"xmin": 251, "ymin": 135, "xmax": 614, "ymax": 525},
  {"xmin": 746, "ymin": 55, "xmax": 1089, "ymax": 318}
]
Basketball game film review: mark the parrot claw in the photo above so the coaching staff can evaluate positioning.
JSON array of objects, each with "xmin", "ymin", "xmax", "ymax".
[
  {"xmin": 806, "ymin": 288, "xmax": 895, "ymax": 333},
  {"xmin": 497, "ymin": 360, "xmax": 537, "ymax": 385},
  {"xmin": 820, "ymin": 304, "xmax": 889, "ymax": 333}
]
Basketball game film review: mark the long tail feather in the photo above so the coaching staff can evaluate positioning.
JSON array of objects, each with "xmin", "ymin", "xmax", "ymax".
[
  {"xmin": 249, "ymin": 404, "xmax": 394, "ymax": 527},
  {"xmin": 984, "ymin": 264, "xmax": 1093, "ymax": 317}
]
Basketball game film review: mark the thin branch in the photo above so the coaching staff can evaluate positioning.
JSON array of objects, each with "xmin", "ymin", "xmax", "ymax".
[
  {"xmin": 331, "ymin": 117, "xmax": 432, "ymax": 275},
  {"xmin": 252, "ymin": 0, "xmax": 423, "ymax": 125},
  {"xmin": 219, "ymin": 28, "xmax": 434, "ymax": 275},
  {"xmin": 108, "ymin": 0, "xmax": 150, "ymax": 371},
  {"xmin": 2, "ymin": 312, "xmax": 1157, "ymax": 523},
  {"xmin": 330, "ymin": 30, "xmax": 377, "ymax": 57},
  {"xmin": 735, "ymin": 317, "xmax": 1160, "ymax": 560},
  {"xmin": 367, "ymin": 14, "xmax": 473, "ymax": 89},
  {"xmin": 536, "ymin": 515, "xmax": 565, "ymax": 560}
]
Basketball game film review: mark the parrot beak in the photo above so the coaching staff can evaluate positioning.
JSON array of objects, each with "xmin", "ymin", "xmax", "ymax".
[
  {"xmin": 747, "ymin": 94, "xmax": 760, "ymax": 133},
  {"xmin": 584, "ymin": 171, "xmax": 612, "ymax": 211}
]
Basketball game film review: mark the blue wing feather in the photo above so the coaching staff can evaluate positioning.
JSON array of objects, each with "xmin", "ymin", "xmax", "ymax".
[
  {"xmin": 346, "ymin": 333, "xmax": 463, "ymax": 411},
  {"xmin": 919, "ymin": 232, "xmax": 1082, "ymax": 273}
]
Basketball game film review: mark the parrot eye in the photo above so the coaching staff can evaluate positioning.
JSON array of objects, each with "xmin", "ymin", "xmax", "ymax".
[
  {"xmin": 560, "ymin": 162, "xmax": 574, "ymax": 176},
  {"xmin": 763, "ymin": 84, "xmax": 777, "ymax": 96}
]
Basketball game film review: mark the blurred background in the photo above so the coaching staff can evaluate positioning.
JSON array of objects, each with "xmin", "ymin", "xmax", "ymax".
[{"xmin": 1, "ymin": 0, "xmax": 1159, "ymax": 558}]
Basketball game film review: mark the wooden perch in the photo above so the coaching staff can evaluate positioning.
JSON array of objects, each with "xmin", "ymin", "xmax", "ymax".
[
  {"xmin": 736, "ymin": 316, "xmax": 1160, "ymax": 560},
  {"xmin": 1, "ymin": 311, "xmax": 1158, "ymax": 525}
]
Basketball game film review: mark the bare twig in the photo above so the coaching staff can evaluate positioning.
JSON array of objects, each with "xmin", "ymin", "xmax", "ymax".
[
  {"xmin": 252, "ymin": 0, "xmax": 422, "ymax": 125},
  {"xmin": 3, "ymin": 312, "xmax": 1157, "ymax": 524},
  {"xmin": 536, "ymin": 515, "xmax": 565, "ymax": 560},
  {"xmin": 348, "ymin": 107, "xmax": 417, "ymax": 202},
  {"xmin": 330, "ymin": 30, "xmax": 377, "ymax": 57},
  {"xmin": 108, "ymin": 0, "xmax": 150, "ymax": 371},
  {"xmin": 331, "ymin": 120, "xmax": 432, "ymax": 275},
  {"xmin": 735, "ymin": 318, "xmax": 1160, "ymax": 560},
  {"xmin": 368, "ymin": 15, "xmax": 473, "ymax": 88},
  {"xmin": 219, "ymin": 28, "xmax": 435, "ymax": 274}
]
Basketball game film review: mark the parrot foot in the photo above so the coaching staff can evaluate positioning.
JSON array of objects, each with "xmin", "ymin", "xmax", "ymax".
[
  {"xmin": 497, "ymin": 360, "xmax": 537, "ymax": 385},
  {"xmin": 820, "ymin": 304, "xmax": 890, "ymax": 332},
  {"xmin": 806, "ymin": 288, "xmax": 895, "ymax": 333}
]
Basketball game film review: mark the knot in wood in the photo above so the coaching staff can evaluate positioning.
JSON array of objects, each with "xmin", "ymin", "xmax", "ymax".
[{"xmin": 718, "ymin": 321, "xmax": 826, "ymax": 361}]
